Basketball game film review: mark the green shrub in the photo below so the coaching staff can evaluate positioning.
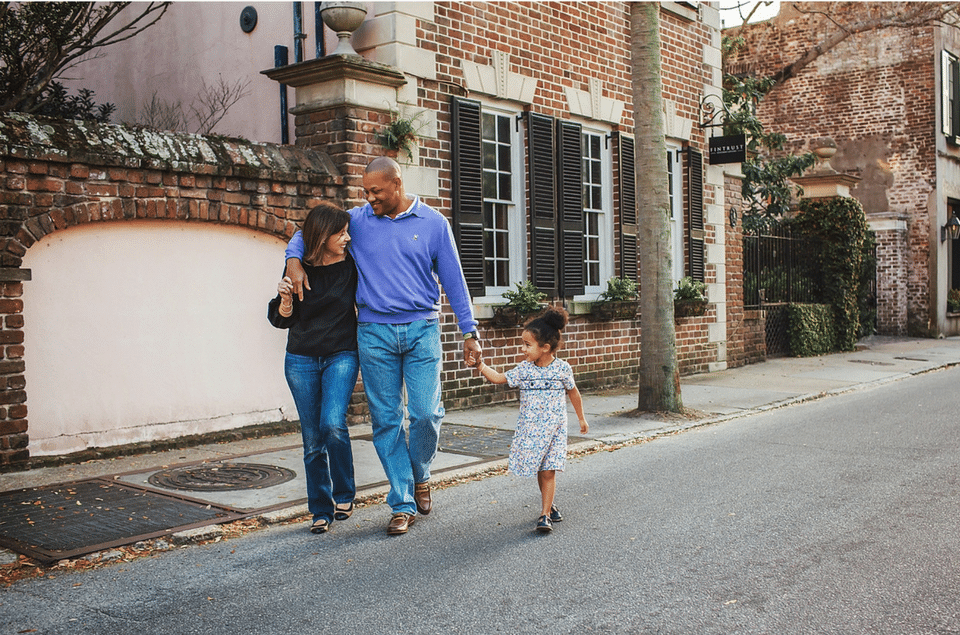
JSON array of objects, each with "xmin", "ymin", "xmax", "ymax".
[
  {"xmin": 599, "ymin": 276, "xmax": 638, "ymax": 302},
  {"xmin": 949, "ymin": 288, "xmax": 960, "ymax": 313},
  {"xmin": 789, "ymin": 197, "xmax": 869, "ymax": 351},
  {"xmin": 674, "ymin": 276, "xmax": 706, "ymax": 302},
  {"xmin": 787, "ymin": 304, "xmax": 836, "ymax": 357},
  {"xmin": 501, "ymin": 280, "xmax": 547, "ymax": 314}
]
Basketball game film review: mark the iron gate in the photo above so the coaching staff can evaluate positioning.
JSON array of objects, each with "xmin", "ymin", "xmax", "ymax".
[{"xmin": 743, "ymin": 229, "xmax": 825, "ymax": 356}]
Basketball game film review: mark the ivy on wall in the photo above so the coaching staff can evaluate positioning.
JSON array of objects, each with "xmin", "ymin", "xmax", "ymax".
[
  {"xmin": 786, "ymin": 304, "xmax": 836, "ymax": 356},
  {"xmin": 789, "ymin": 197, "xmax": 870, "ymax": 351}
]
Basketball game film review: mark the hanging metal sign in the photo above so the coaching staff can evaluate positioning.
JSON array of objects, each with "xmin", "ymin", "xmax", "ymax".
[{"xmin": 708, "ymin": 134, "xmax": 746, "ymax": 165}]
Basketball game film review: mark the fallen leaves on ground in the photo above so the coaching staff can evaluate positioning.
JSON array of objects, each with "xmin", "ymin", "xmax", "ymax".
[{"xmin": 0, "ymin": 428, "xmax": 674, "ymax": 588}]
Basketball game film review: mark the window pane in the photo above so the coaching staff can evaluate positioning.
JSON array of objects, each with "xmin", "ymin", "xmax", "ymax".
[
  {"xmin": 499, "ymin": 174, "xmax": 511, "ymax": 200},
  {"xmin": 482, "ymin": 113, "xmax": 495, "ymax": 141},
  {"xmin": 495, "ymin": 229, "xmax": 509, "ymax": 255},
  {"xmin": 483, "ymin": 141, "xmax": 496, "ymax": 171},
  {"xmin": 495, "ymin": 203, "xmax": 508, "ymax": 227},
  {"xmin": 496, "ymin": 260, "xmax": 509, "ymax": 286},
  {"xmin": 498, "ymin": 144, "xmax": 511, "ymax": 172},
  {"xmin": 483, "ymin": 172, "xmax": 496, "ymax": 198},
  {"xmin": 587, "ymin": 212, "xmax": 599, "ymax": 234},
  {"xmin": 497, "ymin": 116, "xmax": 510, "ymax": 143}
]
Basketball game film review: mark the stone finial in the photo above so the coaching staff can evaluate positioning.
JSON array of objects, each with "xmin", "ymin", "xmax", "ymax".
[
  {"xmin": 810, "ymin": 136, "xmax": 837, "ymax": 173},
  {"xmin": 793, "ymin": 136, "xmax": 859, "ymax": 199},
  {"xmin": 320, "ymin": 2, "xmax": 367, "ymax": 56}
]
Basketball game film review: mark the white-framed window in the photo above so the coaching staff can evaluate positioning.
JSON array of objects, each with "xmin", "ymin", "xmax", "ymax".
[
  {"xmin": 943, "ymin": 50, "xmax": 959, "ymax": 143},
  {"xmin": 479, "ymin": 103, "xmax": 526, "ymax": 298},
  {"xmin": 667, "ymin": 144, "xmax": 684, "ymax": 285},
  {"xmin": 580, "ymin": 128, "xmax": 613, "ymax": 296}
]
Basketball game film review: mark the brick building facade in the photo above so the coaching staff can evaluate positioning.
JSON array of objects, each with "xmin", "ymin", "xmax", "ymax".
[
  {"xmin": 0, "ymin": 2, "xmax": 764, "ymax": 469},
  {"xmin": 727, "ymin": 2, "xmax": 960, "ymax": 337}
]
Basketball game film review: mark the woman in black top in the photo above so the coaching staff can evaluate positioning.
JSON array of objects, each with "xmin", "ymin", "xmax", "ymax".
[{"xmin": 268, "ymin": 203, "xmax": 359, "ymax": 534}]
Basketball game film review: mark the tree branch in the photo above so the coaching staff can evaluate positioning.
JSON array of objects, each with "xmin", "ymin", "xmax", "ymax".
[{"xmin": 770, "ymin": 2, "xmax": 960, "ymax": 86}]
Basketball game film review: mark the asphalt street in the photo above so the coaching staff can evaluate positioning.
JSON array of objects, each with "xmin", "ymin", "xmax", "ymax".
[{"xmin": 3, "ymin": 365, "xmax": 960, "ymax": 634}]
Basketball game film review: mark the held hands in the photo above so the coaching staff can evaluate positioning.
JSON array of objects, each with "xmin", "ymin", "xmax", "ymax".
[
  {"xmin": 277, "ymin": 276, "xmax": 294, "ymax": 317},
  {"xmin": 277, "ymin": 276, "xmax": 294, "ymax": 301},
  {"xmin": 285, "ymin": 258, "xmax": 310, "ymax": 301},
  {"xmin": 464, "ymin": 338, "xmax": 482, "ymax": 367}
]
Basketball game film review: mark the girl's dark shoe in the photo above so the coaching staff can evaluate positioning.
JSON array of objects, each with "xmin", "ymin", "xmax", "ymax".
[
  {"xmin": 334, "ymin": 502, "xmax": 354, "ymax": 521},
  {"xmin": 549, "ymin": 504, "xmax": 563, "ymax": 522},
  {"xmin": 536, "ymin": 515, "xmax": 552, "ymax": 533},
  {"xmin": 310, "ymin": 518, "xmax": 330, "ymax": 534}
]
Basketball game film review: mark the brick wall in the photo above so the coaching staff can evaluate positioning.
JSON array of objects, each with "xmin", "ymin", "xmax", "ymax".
[
  {"xmin": 427, "ymin": 1, "xmax": 721, "ymax": 396},
  {"xmin": 728, "ymin": 2, "xmax": 938, "ymax": 335},
  {"xmin": 0, "ymin": 3, "xmax": 747, "ymax": 464},
  {"xmin": 0, "ymin": 114, "xmax": 341, "ymax": 467},
  {"xmin": 292, "ymin": 2, "xmax": 731, "ymax": 409}
]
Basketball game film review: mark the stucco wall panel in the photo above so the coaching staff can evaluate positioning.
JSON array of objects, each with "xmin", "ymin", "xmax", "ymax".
[{"xmin": 22, "ymin": 222, "xmax": 294, "ymax": 456}]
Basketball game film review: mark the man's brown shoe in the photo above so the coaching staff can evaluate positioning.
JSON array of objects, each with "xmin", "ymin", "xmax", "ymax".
[
  {"xmin": 387, "ymin": 512, "xmax": 416, "ymax": 535},
  {"xmin": 414, "ymin": 482, "xmax": 432, "ymax": 515}
]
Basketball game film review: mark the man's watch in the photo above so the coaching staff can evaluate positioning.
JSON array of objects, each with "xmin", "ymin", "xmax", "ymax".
[{"xmin": 463, "ymin": 331, "xmax": 480, "ymax": 342}]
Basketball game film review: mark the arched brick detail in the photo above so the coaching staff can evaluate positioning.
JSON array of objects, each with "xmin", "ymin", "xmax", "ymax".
[
  {"xmin": 0, "ymin": 113, "xmax": 345, "ymax": 267},
  {"xmin": 0, "ymin": 114, "xmax": 347, "ymax": 469}
]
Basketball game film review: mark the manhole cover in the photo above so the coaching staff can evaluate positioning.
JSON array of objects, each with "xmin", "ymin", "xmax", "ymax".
[{"xmin": 148, "ymin": 463, "xmax": 297, "ymax": 492}]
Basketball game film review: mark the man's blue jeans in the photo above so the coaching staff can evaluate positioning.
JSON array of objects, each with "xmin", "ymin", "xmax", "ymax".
[
  {"xmin": 358, "ymin": 319, "xmax": 444, "ymax": 515},
  {"xmin": 284, "ymin": 350, "xmax": 359, "ymax": 523}
]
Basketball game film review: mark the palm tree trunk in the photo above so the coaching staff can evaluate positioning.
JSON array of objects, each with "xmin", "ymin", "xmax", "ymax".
[{"xmin": 631, "ymin": 2, "xmax": 682, "ymax": 412}]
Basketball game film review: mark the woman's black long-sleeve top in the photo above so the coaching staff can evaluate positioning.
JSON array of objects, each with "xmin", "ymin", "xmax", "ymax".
[{"xmin": 267, "ymin": 255, "xmax": 358, "ymax": 357}]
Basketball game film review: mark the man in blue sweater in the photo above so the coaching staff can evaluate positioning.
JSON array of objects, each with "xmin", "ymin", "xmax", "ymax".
[{"xmin": 285, "ymin": 157, "xmax": 482, "ymax": 535}]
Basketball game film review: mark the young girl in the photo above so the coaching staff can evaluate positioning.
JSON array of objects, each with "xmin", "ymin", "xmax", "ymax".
[{"xmin": 472, "ymin": 307, "xmax": 588, "ymax": 533}]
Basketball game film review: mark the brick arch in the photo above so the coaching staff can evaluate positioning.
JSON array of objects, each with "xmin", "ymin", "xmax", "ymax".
[{"xmin": 0, "ymin": 113, "xmax": 345, "ymax": 469}]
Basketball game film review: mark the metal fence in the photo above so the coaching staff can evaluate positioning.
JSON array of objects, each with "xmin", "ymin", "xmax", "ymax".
[{"xmin": 743, "ymin": 229, "xmax": 825, "ymax": 356}]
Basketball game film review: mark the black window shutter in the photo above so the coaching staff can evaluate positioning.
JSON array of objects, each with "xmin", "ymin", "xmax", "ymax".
[
  {"xmin": 952, "ymin": 57, "xmax": 960, "ymax": 139},
  {"xmin": 527, "ymin": 112, "xmax": 557, "ymax": 297},
  {"xmin": 556, "ymin": 120, "xmax": 584, "ymax": 297},
  {"xmin": 451, "ymin": 97, "xmax": 485, "ymax": 295},
  {"xmin": 686, "ymin": 146, "xmax": 705, "ymax": 283},
  {"xmin": 615, "ymin": 132, "xmax": 639, "ymax": 283}
]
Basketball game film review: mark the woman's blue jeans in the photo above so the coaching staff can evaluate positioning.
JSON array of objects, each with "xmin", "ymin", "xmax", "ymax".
[
  {"xmin": 357, "ymin": 319, "xmax": 444, "ymax": 515},
  {"xmin": 284, "ymin": 350, "xmax": 359, "ymax": 523}
]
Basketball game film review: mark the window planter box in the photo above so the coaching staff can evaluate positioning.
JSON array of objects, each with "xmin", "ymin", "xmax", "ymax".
[
  {"xmin": 674, "ymin": 298, "xmax": 707, "ymax": 318},
  {"xmin": 590, "ymin": 300, "xmax": 639, "ymax": 321},
  {"xmin": 491, "ymin": 306, "xmax": 544, "ymax": 328}
]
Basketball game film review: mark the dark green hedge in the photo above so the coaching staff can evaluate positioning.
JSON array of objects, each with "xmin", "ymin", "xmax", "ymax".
[
  {"xmin": 789, "ymin": 197, "xmax": 870, "ymax": 351},
  {"xmin": 787, "ymin": 304, "xmax": 836, "ymax": 357}
]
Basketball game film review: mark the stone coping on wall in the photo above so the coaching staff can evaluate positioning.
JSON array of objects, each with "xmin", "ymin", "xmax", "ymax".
[{"xmin": 0, "ymin": 113, "xmax": 340, "ymax": 185}]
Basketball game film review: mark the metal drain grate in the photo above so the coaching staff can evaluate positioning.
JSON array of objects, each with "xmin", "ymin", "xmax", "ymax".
[
  {"xmin": 0, "ymin": 479, "xmax": 242, "ymax": 563},
  {"xmin": 148, "ymin": 462, "xmax": 297, "ymax": 492},
  {"xmin": 439, "ymin": 424, "xmax": 517, "ymax": 457}
]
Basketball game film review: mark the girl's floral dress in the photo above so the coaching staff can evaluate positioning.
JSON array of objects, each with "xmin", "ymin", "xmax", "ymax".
[{"xmin": 504, "ymin": 358, "xmax": 577, "ymax": 477}]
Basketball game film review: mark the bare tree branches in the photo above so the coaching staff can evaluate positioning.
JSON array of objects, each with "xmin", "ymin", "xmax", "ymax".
[
  {"xmin": 0, "ymin": 2, "xmax": 170, "ymax": 114},
  {"xmin": 134, "ymin": 76, "xmax": 251, "ymax": 136},
  {"xmin": 770, "ymin": 2, "xmax": 960, "ymax": 85},
  {"xmin": 191, "ymin": 76, "xmax": 251, "ymax": 135}
]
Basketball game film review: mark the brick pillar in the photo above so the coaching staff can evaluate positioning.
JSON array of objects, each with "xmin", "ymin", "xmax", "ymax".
[
  {"xmin": 262, "ymin": 56, "xmax": 407, "ymax": 206},
  {"xmin": 724, "ymin": 170, "xmax": 753, "ymax": 368},
  {"xmin": 870, "ymin": 213, "xmax": 909, "ymax": 335},
  {"xmin": 0, "ymin": 268, "xmax": 29, "ymax": 469}
]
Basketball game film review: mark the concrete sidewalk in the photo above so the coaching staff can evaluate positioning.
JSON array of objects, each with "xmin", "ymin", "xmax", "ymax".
[{"xmin": 2, "ymin": 335, "xmax": 959, "ymax": 556}]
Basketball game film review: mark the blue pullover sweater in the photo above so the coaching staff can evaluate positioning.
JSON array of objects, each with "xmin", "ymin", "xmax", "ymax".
[{"xmin": 286, "ymin": 196, "xmax": 478, "ymax": 334}]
